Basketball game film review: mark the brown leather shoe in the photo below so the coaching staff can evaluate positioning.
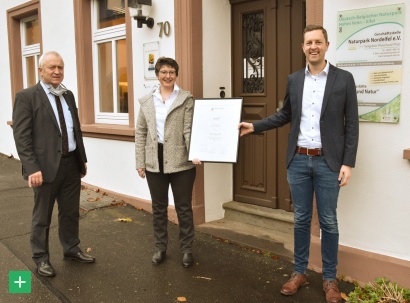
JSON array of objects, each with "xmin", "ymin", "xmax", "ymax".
[
  {"xmin": 323, "ymin": 280, "xmax": 342, "ymax": 303},
  {"xmin": 280, "ymin": 273, "xmax": 308, "ymax": 295}
]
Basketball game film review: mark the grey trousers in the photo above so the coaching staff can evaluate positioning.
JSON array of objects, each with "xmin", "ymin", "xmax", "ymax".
[
  {"xmin": 31, "ymin": 154, "xmax": 82, "ymax": 263},
  {"xmin": 145, "ymin": 144, "xmax": 196, "ymax": 253}
]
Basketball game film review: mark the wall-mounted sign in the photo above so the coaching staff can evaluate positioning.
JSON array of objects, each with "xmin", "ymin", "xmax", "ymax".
[
  {"xmin": 143, "ymin": 41, "xmax": 159, "ymax": 80},
  {"xmin": 336, "ymin": 4, "xmax": 405, "ymax": 123}
]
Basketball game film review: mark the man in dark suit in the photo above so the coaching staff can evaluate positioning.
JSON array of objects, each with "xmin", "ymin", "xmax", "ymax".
[
  {"xmin": 239, "ymin": 25, "xmax": 359, "ymax": 303},
  {"xmin": 13, "ymin": 51, "xmax": 95, "ymax": 277}
]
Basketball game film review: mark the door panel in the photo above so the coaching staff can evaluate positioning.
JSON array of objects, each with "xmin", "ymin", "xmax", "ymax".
[{"xmin": 232, "ymin": 0, "xmax": 306, "ymax": 211}]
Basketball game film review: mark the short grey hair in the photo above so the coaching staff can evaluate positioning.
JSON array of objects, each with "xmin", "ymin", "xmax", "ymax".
[{"xmin": 38, "ymin": 51, "xmax": 63, "ymax": 68}]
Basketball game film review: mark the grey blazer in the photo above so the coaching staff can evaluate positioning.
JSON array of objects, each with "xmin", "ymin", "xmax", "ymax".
[
  {"xmin": 135, "ymin": 88, "xmax": 195, "ymax": 174},
  {"xmin": 253, "ymin": 64, "xmax": 359, "ymax": 172},
  {"xmin": 13, "ymin": 82, "xmax": 87, "ymax": 182}
]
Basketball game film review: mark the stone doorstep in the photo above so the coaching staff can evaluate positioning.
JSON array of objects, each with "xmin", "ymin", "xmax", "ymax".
[
  {"xmin": 223, "ymin": 201, "xmax": 295, "ymax": 234},
  {"xmin": 197, "ymin": 201, "xmax": 295, "ymax": 262}
]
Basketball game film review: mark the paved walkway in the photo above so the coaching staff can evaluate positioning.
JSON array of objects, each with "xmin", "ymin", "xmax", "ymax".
[{"xmin": 0, "ymin": 153, "xmax": 354, "ymax": 302}]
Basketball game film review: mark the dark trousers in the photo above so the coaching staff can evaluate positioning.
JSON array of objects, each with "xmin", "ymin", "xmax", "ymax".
[
  {"xmin": 31, "ymin": 154, "xmax": 81, "ymax": 263},
  {"xmin": 145, "ymin": 144, "xmax": 196, "ymax": 253}
]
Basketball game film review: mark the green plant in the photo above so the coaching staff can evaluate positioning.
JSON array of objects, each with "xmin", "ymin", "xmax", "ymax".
[{"xmin": 347, "ymin": 277, "xmax": 410, "ymax": 303}]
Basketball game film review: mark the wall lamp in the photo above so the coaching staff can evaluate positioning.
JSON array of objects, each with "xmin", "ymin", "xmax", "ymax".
[{"xmin": 128, "ymin": 0, "xmax": 154, "ymax": 29}]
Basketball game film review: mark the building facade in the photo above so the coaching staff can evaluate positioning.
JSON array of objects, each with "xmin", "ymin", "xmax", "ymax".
[{"xmin": 1, "ymin": 0, "xmax": 409, "ymax": 287}]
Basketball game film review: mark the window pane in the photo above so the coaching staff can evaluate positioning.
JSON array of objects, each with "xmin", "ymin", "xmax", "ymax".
[
  {"xmin": 25, "ymin": 18, "xmax": 40, "ymax": 45},
  {"xmin": 26, "ymin": 56, "xmax": 37, "ymax": 87},
  {"xmin": 98, "ymin": 42, "xmax": 113, "ymax": 112},
  {"xmin": 243, "ymin": 12, "xmax": 265, "ymax": 94},
  {"xmin": 117, "ymin": 39, "xmax": 128, "ymax": 113},
  {"xmin": 97, "ymin": 0, "xmax": 125, "ymax": 29}
]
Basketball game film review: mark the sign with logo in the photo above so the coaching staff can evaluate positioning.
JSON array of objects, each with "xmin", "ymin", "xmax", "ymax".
[{"xmin": 337, "ymin": 4, "xmax": 405, "ymax": 123}]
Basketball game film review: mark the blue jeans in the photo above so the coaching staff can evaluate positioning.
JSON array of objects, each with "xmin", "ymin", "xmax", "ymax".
[{"xmin": 287, "ymin": 154, "xmax": 340, "ymax": 280}]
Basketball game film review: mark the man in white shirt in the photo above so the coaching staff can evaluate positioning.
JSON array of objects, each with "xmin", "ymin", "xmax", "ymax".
[{"xmin": 239, "ymin": 25, "xmax": 359, "ymax": 303}]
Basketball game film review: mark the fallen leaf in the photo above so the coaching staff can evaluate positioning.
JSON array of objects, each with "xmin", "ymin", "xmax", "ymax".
[
  {"xmin": 114, "ymin": 218, "xmax": 133, "ymax": 223},
  {"xmin": 96, "ymin": 197, "xmax": 101, "ymax": 201},
  {"xmin": 111, "ymin": 200, "xmax": 126, "ymax": 207},
  {"xmin": 87, "ymin": 198, "xmax": 95, "ymax": 202},
  {"xmin": 193, "ymin": 276, "xmax": 212, "ymax": 280},
  {"xmin": 85, "ymin": 247, "xmax": 92, "ymax": 253},
  {"xmin": 341, "ymin": 292, "xmax": 348, "ymax": 300},
  {"xmin": 177, "ymin": 297, "xmax": 187, "ymax": 302}
]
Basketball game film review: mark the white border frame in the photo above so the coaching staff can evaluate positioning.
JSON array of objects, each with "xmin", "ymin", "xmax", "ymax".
[{"xmin": 188, "ymin": 98, "xmax": 243, "ymax": 163}]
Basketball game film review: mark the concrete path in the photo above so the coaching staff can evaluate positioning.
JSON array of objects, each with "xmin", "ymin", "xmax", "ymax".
[{"xmin": 0, "ymin": 153, "xmax": 354, "ymax": 302}]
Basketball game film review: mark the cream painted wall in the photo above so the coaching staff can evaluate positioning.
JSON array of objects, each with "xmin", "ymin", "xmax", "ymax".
[
  {"xmin": 131, "ymin": 1, "xmax": 176, "ymax": 101},
  {"xmin": 40, "ymin": 1, "xmax": 78, "ymax": 96},
  {"xmin": 0, "ymin": 0, "xmax": 32, "ymax": 158},
  {"xmin": 1, "ymin": 0, "xmax": 78, "ymax": 157},
  {"xmin": 78, "ymin": 0, "xmax": 234, "ymax": 220},
  {"xmin": 85, "ymin": 1, "xmax": 177, "ymax": 204},
  {"xmin": 4, "ymin": 0, "xmax": 408, "ymax": 263},
  {"xmin": 81, "ymin": 138, "xmax": 152, "ymax": 200},
  {"xmin": 324, "ymin": 0, "xmax": 410, "ymax": 261},
  {"xmin": 0, "ymin": 1, "xmax": 176, "ymax": 205},
  {"xmin": 202, "ymin": 0, "xmax": 233, "ymax": 222}
]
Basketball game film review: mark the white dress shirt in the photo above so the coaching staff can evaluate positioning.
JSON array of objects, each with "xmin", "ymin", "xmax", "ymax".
[
  {"xmin": 297, "ymin": 61, "xmax": 329, "ymax": 148},
  {"xmin": 40, "ymin": 81, "xmax": 76, "ymax": 152},
  {"xmin": 153, "ymin": 84, "xmax": 180, "ymax": 144}
]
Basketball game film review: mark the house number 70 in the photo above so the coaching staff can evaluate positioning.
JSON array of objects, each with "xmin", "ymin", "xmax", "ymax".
[{"xmin": 157, "ymin": 21, "xmax": 171, "ymax": 37}]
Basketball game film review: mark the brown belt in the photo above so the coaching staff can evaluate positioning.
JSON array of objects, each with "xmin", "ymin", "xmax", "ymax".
[{"xmin": 295, "ymin": 146, "xmax": 323, "ymax": 156}]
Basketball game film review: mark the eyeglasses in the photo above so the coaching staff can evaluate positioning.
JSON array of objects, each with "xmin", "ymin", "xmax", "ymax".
[{"xmin": 159, "ymin": 70, "xmax": 176, "ymax": 76}]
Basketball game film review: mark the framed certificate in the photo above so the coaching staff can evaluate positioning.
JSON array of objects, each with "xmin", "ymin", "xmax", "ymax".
[{"xmin": 188, "ymin": 98, "xmax": 243, "ymax": 163}]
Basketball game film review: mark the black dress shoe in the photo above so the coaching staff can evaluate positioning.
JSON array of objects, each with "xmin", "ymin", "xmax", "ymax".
[
  {"xmin": 36, "ymin": 261, "xmax": 55, "ymax": 277},
  {"xmin": 182, "ymin": 253, "xmax": 194, "ymax": 268},
  {"xmin": 64, "ymin": 252, "xmax": 95, "ymax": 263},
  {"xmin": 152, "ymin": 251, "xmax": 166, "ymax": 265}
]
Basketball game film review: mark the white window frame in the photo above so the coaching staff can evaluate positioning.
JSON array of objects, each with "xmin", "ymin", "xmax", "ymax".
[
  {"xmin": 20, "ymin": 15, "xmax": 40, "ymax": 88},
  {"xmin": 91, "ymin": 0, "xmax": 128, "ymax": 125}
]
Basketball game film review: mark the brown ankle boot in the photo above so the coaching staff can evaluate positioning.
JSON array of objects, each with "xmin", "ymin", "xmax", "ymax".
[
  {"xmin": 280, "ymin": 273, "xmax": 308, "ymax": 295},
  {"xmin": 323, "ymin": 280, "xmax": 342, "ymax": 303}
]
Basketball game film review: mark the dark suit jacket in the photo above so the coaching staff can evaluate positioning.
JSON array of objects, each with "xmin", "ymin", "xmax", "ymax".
[
  {"xmin": 13, "ymin": 82, "xmax": 87, "ymax": 182},
  {"xmin": 253, "ymin": 64, "xmax": 359, "ymax": 172}
]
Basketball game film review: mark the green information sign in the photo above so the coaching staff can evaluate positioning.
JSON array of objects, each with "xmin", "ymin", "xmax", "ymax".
[{"xmin": 336, "ymin": 4, "xmax": 405, "ymax": 123}]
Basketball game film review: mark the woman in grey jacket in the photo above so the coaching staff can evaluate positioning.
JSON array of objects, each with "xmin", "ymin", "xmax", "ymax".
[{"xmin": 135, "ymin": 57, "xmax": 201, "ymax": 268}]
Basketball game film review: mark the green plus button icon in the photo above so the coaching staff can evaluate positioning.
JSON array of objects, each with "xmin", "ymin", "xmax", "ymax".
[{"xmin": 9, "ymin": 271, "xmax": 32, "ymax": 294}]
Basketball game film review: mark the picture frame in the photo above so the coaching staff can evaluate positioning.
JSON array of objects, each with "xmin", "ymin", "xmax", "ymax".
[{"xmin": 188, "ymin": 98, "xmax": 243, "ymax": 163}]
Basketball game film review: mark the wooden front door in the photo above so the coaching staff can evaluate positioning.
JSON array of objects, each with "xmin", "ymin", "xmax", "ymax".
[{"xmin": 232, "ymin": 0, "xmax": 306, "ymax": 211}]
